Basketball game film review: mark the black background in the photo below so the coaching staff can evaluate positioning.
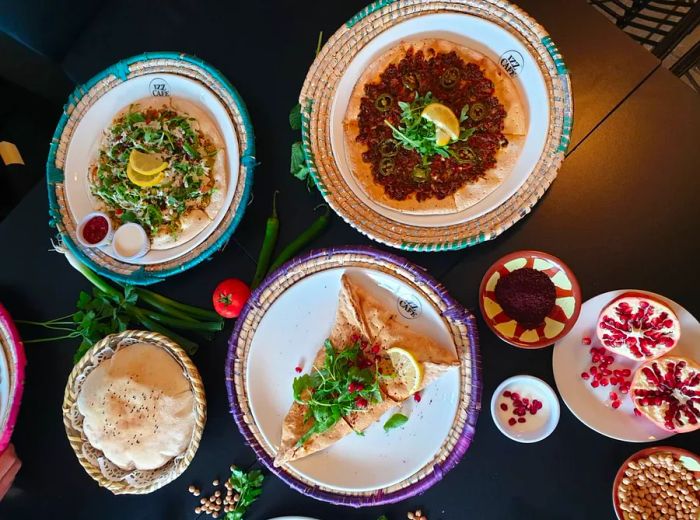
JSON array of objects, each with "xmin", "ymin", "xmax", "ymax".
[{"xmin": 0, "ymin": 1, "xmax": 699, "ymax": 519}]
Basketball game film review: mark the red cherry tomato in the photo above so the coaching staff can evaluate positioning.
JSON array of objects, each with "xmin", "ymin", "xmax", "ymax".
[{"xmin": 212, "ymin": 278, "xmax": 250, "ymax": 318}]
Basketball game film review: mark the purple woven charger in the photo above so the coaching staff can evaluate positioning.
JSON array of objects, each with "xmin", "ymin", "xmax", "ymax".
[{"xmin": 225, "ymin": 245, "xmax": 481, "ymax": 507}]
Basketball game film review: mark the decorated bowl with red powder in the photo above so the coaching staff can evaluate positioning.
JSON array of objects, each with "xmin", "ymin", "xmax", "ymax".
[{"xmin": 479, "ymin": 250, "xmax": 581, "ymax": 349}]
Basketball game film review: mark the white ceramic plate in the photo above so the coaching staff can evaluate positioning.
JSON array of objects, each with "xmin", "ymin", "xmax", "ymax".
[
  {"xmin": 330, "ymin": 12, "xmax": 549, "ymax": 227},
  {"xmin": 245, "ymin": 267, "xmax": 460, "ymax": 492},
  {"xmin": 552, "ymin": 290, "xmax": 700, "ymax": 442},
  {"xmin": 63, "ymin": 73, "xmax": 240, "ymax": 265}
]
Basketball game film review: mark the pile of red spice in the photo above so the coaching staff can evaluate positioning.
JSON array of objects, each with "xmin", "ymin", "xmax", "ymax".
[{"xmin": 494, "ymin": 267, "xmax": 556, "ymax": 328}]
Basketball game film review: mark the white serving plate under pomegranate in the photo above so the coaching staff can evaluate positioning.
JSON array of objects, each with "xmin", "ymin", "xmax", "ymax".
[{"xmin": 552, "ymin": 290, "xmax": 700, "ymax": 442}]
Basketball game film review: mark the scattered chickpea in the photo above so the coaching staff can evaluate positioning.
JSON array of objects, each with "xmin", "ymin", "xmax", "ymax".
[
  {"xmin": 212, "ymin": 479, "xmax": 220, "ymax": 486},
  {"xmin": 407, "ymin": 510, "xmax": 428, "ymax": 520}
]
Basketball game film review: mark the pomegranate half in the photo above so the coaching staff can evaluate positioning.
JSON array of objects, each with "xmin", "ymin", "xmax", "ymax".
[
  {"xmin": 596, "ymin": 292, "xmax": 680, "ymax": 361},
  {"xmin": 630, "ymin": 356, "xmax": 700, "ymax": 433}
]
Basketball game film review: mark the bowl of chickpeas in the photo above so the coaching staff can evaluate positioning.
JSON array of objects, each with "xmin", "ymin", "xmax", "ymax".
[{"xmin": 613, "ymin": 446, "xmax": 700, "ymax": 520}]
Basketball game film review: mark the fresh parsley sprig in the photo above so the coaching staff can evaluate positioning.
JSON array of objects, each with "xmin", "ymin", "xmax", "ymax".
[
  {"xmin": 226, "ymin": 467, "xmax": 264, "ymax": 520},
  {"xmin": 385, "ymin": 92, "xmax": 476, "ymax": 164},
  {"xmin": 293, "ymin": 340, "xmax": 382, "ymax": 446}
]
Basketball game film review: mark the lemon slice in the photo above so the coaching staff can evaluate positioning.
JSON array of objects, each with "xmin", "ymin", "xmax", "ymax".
[
  {"xmin": 421, "ymin": 103, "xmax": 459, "ymax": 146},
  {"xmin": 127, "ymin": 163, "xmax": 165, "ymax": 187},
  {"xmin": 128, "ymin": 150, "xmax": 168, "ymax": 176},
  {"xmin": 387, "ymin": 347, "xmax": 424, "ymax": 394}
]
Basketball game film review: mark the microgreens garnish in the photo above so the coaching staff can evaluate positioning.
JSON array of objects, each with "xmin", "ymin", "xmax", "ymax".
[
  {"xmin": 293, "ymin": 339, "xmax": 383, "ymax": 446},
  {"xmin": 384, "ymin": 92, "xmax": 475, "ymax": 165}
]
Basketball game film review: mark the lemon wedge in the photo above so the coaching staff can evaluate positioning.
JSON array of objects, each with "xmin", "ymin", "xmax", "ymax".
[
  {"xmin": 127, "ymin": 163, "xmax": 165, "ymax": 187},
  {"xmin": 387, "ymin": 347, "xmax": 424, "ymax": 394},
  {"xmin": 421, "ymin": 103, "xmax": 460, "ymax": 146},
  {"xmin": 128, "ymin": 150, "xmax": 168, "ymax": 176}
]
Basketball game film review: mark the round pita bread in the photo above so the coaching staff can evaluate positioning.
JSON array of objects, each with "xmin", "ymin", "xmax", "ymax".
[
  {"xmin": 77, "ymin": 342, "xmax": 195, "ymax": 471},
  {"xmin": 343, "ymin": 39, "xmax": 526, "ymax": 215}
]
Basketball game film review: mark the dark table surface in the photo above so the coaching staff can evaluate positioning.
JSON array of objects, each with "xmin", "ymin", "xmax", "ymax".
[{"xmin": 1, "ymin": 1, "xmax": 699, "ymax": 519}]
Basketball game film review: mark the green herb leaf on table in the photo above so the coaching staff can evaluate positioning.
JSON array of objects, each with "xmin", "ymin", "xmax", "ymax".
[
  {"xmin": 293, "ymin": 340, "xmax": 382, "ymax": 446},
  {"xmin": 226, "ymin": 467, "xmax": 264, "ymax": 520},
  {"xmin": 289, "ymin": 103, "xmax": 302, "ymax": 131},
  {"xmin": 383, "ymin": 413, "xmax": 409, "ymax": 432}
]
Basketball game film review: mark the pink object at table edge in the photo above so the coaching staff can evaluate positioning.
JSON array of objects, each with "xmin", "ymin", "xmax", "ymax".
[{"xmin": 0, "ymin": 303, "xmax": 26, "ymax": 453}]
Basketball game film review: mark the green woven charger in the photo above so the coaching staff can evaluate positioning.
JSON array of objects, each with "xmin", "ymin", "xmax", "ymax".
[
  {"xmin": 47, "ymin": 52, "xmax": 255, "ymax": 284},
  {"xmin": 299, "ymin": 0, "xmax": 573, "ymax": 252}
]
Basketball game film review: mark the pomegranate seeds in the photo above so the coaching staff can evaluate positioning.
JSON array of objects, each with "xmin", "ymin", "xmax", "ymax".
[
  {"xmin": 582, "ymin": 336, "xmax": 592, "ymax": 345},
  {"xmin": 499, "ymin": 391, "xmax": 542, "ymax": 428},
  {"xmin": 413, "ymin": 392, "xmax": 422, "ymax": 403},
  {"xmin": 294, "ymin": 366, "xmax": 302, "ymax": 373},
  {"xmin": 634, "ymin": 408, "xmax": 642, "ymax": 417},
  {"xmin": 611, "ymin": 400, "xmax": 621, "ymax": 409},
  {"xmin": 581, "ymin": 372, "xmax": 590, "ymax": 380},
  {"xmin": 580, "ymin": 343, "xmax": 634, "ymax": 412}
]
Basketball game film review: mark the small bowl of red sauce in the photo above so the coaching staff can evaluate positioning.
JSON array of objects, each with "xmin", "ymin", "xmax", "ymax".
[
  {"xmin": 77, "ymin": 211, "xmax": 112, "ymax": 248},
  {"xmin": 479, "ymin": 250, "xmax": 581, "ymax": 349}
]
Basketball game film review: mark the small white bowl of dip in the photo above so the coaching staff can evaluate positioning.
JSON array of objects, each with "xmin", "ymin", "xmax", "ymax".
[
  {"xmin": 491, "ymin": 375, "xmax": 560, "ymax": 443},
  {"xmin": 112, "ymin": 223, "xmax": 150, "ymax": 261}
]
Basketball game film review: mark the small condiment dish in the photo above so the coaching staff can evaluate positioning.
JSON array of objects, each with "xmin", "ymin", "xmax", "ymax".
[
  {"xmin": 479, "ymin": 250, "xmax": 582, "ymax": 349},
  {"xmin": 76, "ymin": 211, "xmax": 113, "ymax": 248},
  {"xmin": 112, "ymin": 222, "xmax": 150, "ymax": 261},
  {"xmin": 491, "ymin": 375, "xmax": 560, "ymax": 443}
]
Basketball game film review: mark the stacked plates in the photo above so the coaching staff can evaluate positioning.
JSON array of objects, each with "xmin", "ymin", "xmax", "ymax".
[{"xmin": 299, "ymin": 0, "xmax": 572, "ymax": 251}]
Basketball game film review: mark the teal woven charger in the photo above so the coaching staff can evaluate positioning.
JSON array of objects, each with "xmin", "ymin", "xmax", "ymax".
[
  {"xmin": 300, "ymin": 0, "xmax": 573, "ymax": 252},
  {"xmin": 47, "ymin": 52, "xmax": 255, "ymax": 285}
]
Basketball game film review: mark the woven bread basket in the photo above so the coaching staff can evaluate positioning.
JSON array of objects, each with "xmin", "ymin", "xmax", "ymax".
[
  {"xmin": 47, "ymin": 52, "xmax": 255, "ymax": 285},
  {"xmin": 62, "ymin": 330, "xmax": 206, "ymax": 494},
  {"xmin": 299, "ymin": 0, "xmax": 572, "ymax": 251}
]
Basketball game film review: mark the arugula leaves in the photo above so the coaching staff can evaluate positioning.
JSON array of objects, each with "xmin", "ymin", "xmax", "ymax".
[
  {"xmin": 385, "ymin": 92, "xmax": 476, "ymax": 165},
  {"xmin": 293, "ymin": 340, "xmax": 382, "ymax": 446},
  {"xmin": 226, "ymin": 468, "xmax": 264, "ymax": 520},
  {"xmin": 289, "ymin": 104, "xmax": 315, "ymax": 190},
  {"xmin": 289, "ymin": 103, "xmax": 302, "ymax": 131},
  {"xmin": 383, "ymin": 413, "xmax": 409, "ymax": 432}
]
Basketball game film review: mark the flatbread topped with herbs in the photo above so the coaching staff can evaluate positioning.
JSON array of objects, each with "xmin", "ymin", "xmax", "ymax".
[
  {"xmin": 343, "ymin": 39, "xmax": 526, "ymax": 215},
  {"xmin": 274, "ymin": 273, "xmax": 459, "ymax": 466},
  {"xmin": 89, "ymin": 98, "xmax": 227, "ymax": 250}
]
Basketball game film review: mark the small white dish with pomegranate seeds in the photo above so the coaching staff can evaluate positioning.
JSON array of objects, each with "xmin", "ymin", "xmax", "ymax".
[
  {"xmin": 553, "ymin": 290, "xmax": 700, "ymax": 442},
  {"xmin": 490, "ymin": 375, "xmax": 560, "ymax": 443}
]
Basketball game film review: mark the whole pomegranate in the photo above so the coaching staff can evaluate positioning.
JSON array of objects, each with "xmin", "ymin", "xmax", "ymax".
[
  {"xmin": 596, "ymin": 292, "xmax": 680, "ymax": 361},
  {"xmin": 630, "ymin": 356, "xmax": 700, "ymax": 433}
]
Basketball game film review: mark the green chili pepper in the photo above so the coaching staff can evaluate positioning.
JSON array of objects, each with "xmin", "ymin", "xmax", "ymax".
[
  {"xmin": 251, "ymin": 191, "xmax": 280, "ymax": 289},
  {"xmin": 267, "ymin": 206, "xmax": 330, "ymax": 273}
]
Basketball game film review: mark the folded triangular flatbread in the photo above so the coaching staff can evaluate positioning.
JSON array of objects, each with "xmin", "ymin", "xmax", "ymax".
[{"xmin": 274, "ymin": 273, "xmax": 459, "ymax": 466}]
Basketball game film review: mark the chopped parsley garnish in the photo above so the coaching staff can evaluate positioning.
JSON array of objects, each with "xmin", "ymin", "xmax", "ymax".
[
  {"xmin": 384, "ymin": 92, "xmax": 475, "ymax": 165},
  {"xmin": 293, "ymin": 339, "xmax": 382, "ymax": 446},
  {"xmin": 91, "ymin": 104, "xmax": 218, "ymax": 237}
]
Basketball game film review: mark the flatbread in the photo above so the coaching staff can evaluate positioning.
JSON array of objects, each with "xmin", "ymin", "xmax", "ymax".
[
  {"xmin": 98, "ymin": 97, "xmax": 228, "ymax": 251},
  {"xmin": 274, "ymin": 273, "xmax": 458, "ymax": 466},
  {"xmin": 343, "ymin": 39, "xmax": 527, "ymax": 215},
  {"xmin": 77, "ymin": 342, "xmax": 195, "ymax": 471}
]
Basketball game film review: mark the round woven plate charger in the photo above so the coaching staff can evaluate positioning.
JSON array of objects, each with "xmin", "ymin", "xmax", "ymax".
[
  {"xmin": 62, "ymin": 330, "xmax": 206, "ymax": 494},
  {"xmin": 47, "ymin": 52, "xmax": 255, "ymax": 285},
  {"xmin": 300, "ymin": 0, "xmax": 573, "ymax": 251},
  {"xmin": 226, "ymin": 246, "xmax": 481, "ymax": 506},
  {"xmin": 0, "ymin": 303, "xmax": 26, "ymax": 454}
]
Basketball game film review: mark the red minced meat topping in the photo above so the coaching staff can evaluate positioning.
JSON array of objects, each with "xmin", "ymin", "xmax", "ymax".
[
  {"xmin": 356, "ymin": 48, "xmax": 507, "ymax": 201},
  {"xmin": 494, "ymin": 268, "xmax": 556, "ymax": 328}
]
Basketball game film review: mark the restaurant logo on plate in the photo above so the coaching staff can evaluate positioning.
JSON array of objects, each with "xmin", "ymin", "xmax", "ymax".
[
  {"xmin": 149, "ymin": 78, "xmax": 171, "ymax": 97},
  {"xmin": 499, "ymin": 50, "xmax": 524, "ymax": 77},
  {"xmin": 397, "ymin": 294, "xmax": 421, "ymax": 319}
]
